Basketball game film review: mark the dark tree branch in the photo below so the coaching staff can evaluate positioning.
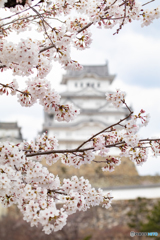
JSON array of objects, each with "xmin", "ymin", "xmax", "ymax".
[
  {"xmin": 76, "ymin": 107, "xmax": 132, "ymax": 150},
  {"xmin": 25, "ymin": 138, "xmax": 160, "ymax": 158},
  {"xmin": 0, "ymin": 82, "xmax": 31, "ymax": 95},
  {"xmin": 142, "ymin": 0, "xmax": 155, "ymax": 6}
]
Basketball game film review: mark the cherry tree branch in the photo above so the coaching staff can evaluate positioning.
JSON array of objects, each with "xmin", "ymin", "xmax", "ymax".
[
  {"xmin": 48, "ymin": 189, "xmax": 68, "ymax": 196},
  {"xmin": 0, "ymin": 13, "xmax": 47, "ymax": 28},
  {"xmin": 113, "ymin": 3, "xmax": 127, "ymax": 35},
  {"xmin": 104, "ymin": 0, "xmax": 118, "ymax": 11},
  {"xmin": 39, "ymin": 43, "xmax": 57, "ymax": 54},
  {"xmin": 77, "ymin": 22, "xmax": 93, "ymax": 34},
  {"xmin": 76, "ymin": 105, "xmax": 132, "ymax": 150},
  {"xmin": 28, "ymin": 4, "xmax": 54, "ymax": 45},
  {"xmin": 142, "ymin": 0, "xmax": 155, "ymax": 6},
  {"xmin": 39, "ymin": 22, "xmax": 95, "ymax": 54},
  {"xmin": 25, "ymin": 137, "xmax": 160, "ymax": 158},
  {"xmin": 0, "ymin": 82, "xmax": 31, "ymax": 95},
  {"xmin": 0, "ymin": 65, "xmax": 6, "ymax": 69},
  {"xmin": 0, "ymin": 0, "xmax": 43, "ymax": 22},
  {"xmin": 93, "ymin": 160, "xmax": 107, "ymax": 163}
]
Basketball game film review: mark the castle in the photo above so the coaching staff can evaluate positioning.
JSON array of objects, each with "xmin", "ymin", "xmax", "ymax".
[
  {"xmin": 0, "ymin": 122, "xmax": 22, "ymax": 143},
  {"xmin": 42, "ymin": 63, "xmax": 128, "ymax": 150},
  {"xmin": 41, "ymin": 62, "xmax": 160, "ymax": 189}
]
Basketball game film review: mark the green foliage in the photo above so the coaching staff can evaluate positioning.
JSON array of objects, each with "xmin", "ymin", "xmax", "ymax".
[
  {"xmin": 83, "ymin": 235, "xmax": 92, "ymax": 240},
  {"xmin": 127, "ymin": 198, "xmax": 149, "ymax": 230},
  {"xmin": 140, "ymin": 201, "xmax": 160, "ymax": 233},
  {"xmin": 128, "ymin": 199, "xmax": 160, "ymax": 239}
]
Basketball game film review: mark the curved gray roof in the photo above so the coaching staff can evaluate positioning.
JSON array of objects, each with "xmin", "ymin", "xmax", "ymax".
[
  {"xmin": 0, "ymin": 122, "xmax": 20, "ymax": 129},
  {"xmin": 0, "ymin": 122, "xmax": 23, "ymax": 140},
  {"xmin": 61, "ymin": 63, "xmax": 116, "ymax": 84}
]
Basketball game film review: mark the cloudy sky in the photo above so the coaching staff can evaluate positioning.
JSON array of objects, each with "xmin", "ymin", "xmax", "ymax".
[{"xmin": 0, "ymin": 0, "xmax": 160, "ymax": 175}]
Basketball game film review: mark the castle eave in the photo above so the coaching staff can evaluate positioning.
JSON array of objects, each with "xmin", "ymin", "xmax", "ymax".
[{"xmin": 61, "ymin": 63, "xmax": 116, "ymax": 84}]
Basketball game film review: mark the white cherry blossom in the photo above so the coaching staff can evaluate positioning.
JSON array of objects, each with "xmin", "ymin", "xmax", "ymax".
[{"xmin": 0, "ymin": 0, "xmax": 160, "ymax": 234}]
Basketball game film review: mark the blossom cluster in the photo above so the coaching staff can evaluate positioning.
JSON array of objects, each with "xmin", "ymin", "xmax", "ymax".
[
  {"xmin": 105, "ymin": 91, "xmax": 151, "ymax": 166},
  {"xmin": 24, "ymin": 133, "xmax": 59, "ymax": 165},
  {"xmin": 151, "ymin": 140, "xmax": 160, "ymax": 157},
  {"xmin": 102, "ymin": 156, "xmax": 121, "ymax": 172},
  {"xmin": 0, "ymin": 0, "xmax": 159, "ymax": 76},
  {"xmin": 142, "ymin": 7, "xmax": 160, "ymax": 27},
  {"xmin": 106, "ymin": 90, "xmax": 126, "ymax": 108},
  {"xmin": 0, "ymin": 141, "xmax": 112, "ymax": 234},
  {"xmin": 0, "ymin": 77, "xmax": 80, "ymax": 122},
  {"xmin": 68, "ymin": 90, "xmax": 150, "ymax": 172},
  {"xmin": 0, "ymin": 79, "xmax": 18, "ymax": 95},
  {"xmin": 61, "ymin": 150, "xmax": 95, "ymax": 168},
  {"xmin": 0, "ymin": 88, "xmax": 160, "ymax": 234}
]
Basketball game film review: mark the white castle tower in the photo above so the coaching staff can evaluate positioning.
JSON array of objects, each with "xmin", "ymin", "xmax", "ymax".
[{"xmin": 42, "ymin": 63, "xmax": 128, "ymax": 149}]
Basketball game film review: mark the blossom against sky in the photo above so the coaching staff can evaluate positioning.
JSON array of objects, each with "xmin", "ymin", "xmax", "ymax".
[
  {"xmin": 0, "ymin": 1, "xmax": 160, "ymax": 175},
  {"xmin": 68, "ymin": 17, "xmax": 160, "ymax": 175}
]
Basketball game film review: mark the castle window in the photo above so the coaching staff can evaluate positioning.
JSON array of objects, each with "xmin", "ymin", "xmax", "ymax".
[
  {"xmin": 87, "ymin": 83, "xmax": 90, "ymax": 87},
  {"xmin": 97, "ymin": 83, "xmax": 100, "ymax": 87},
  {"xmin": 81, "ymin": 83, "xmax": 83, "ymax": 87},
  {"xmin": 75, "ymin": 82, "xmax": 78, "ymax": 87}
]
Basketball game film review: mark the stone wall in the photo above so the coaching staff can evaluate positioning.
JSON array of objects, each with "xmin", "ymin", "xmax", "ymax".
[
  {"xmin": 0, "ymin": 198, "xmax": 159, "ymax": 240},
  {"xmin": 43, "ymin": 156, "xmax": 160, "ymax": 188},
  {"xmin": 1, "ymin": 155, "xmax": 160, "ymax": 239},
  {"xmin": 61, "ymin": 197, "xmax": 160, "ymax": 239}
]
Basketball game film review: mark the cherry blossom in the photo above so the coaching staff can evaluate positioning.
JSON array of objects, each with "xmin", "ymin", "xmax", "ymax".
[{"xmin": 0, "ymin": 0, "xmax": 160, "ymax": 234}]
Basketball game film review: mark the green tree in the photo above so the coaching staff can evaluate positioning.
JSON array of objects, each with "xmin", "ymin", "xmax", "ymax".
[
  {"xmin": 127, "ymin": 198, "xmax": 149, "ymax": 230},
  {"xmin": 140, "ymin": 201, "xmax": 160, "ymax": 235}
]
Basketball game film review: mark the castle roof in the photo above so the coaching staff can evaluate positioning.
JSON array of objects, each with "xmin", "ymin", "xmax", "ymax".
[
  {"xmin": 0, "ymin": 122, "xmax": 20, "ymax": 129},
  {"xmin": 0, "ymin": 122, "xmax": 23, "ymax": 141},
  {"xmin": 61, "ymin": 63, "xmax": 116, "ymax": 84}
]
